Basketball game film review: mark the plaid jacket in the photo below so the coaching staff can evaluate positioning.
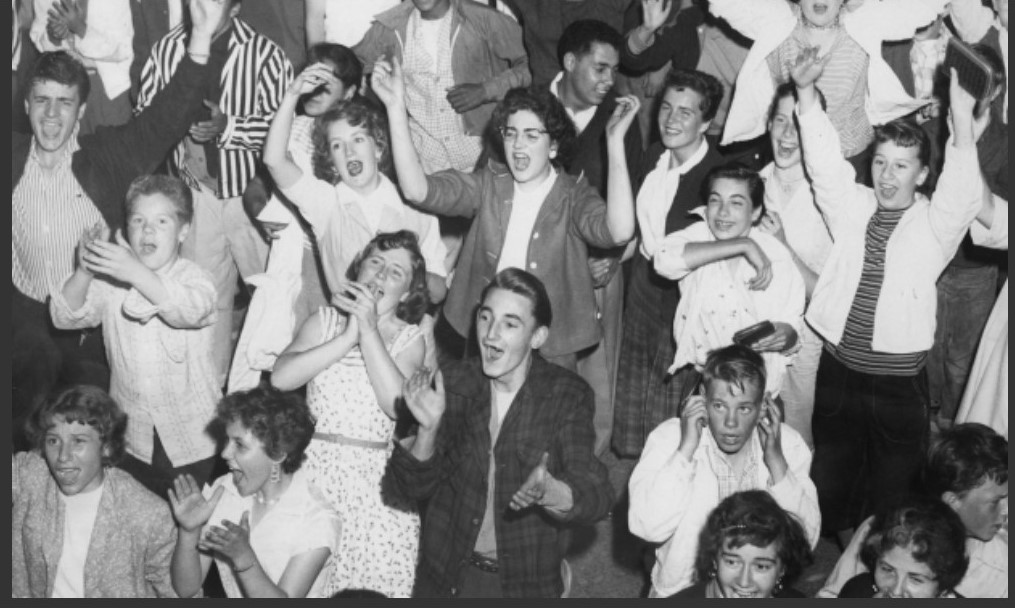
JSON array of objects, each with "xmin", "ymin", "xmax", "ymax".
[{"xmin": 385, "ymin": 356, "xmax": 614, "ymax": 597}]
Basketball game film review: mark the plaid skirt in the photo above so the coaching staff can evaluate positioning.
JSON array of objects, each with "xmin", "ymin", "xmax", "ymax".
[{"xmin": 612, "ymin": 257, "xmax": 699, "ymax": 458}]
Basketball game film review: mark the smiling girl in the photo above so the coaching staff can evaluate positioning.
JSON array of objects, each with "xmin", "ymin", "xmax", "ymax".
[
  {"xmin": 49, "ymin": 174, "xmax": 219, "ymax": 499},
  {"xmin": 653, "ymin": 165, "xmax": 806, "ymax": 396},
  {"xmin": 13, "ymin": 385, "xmax": 177, "ymax": 598},
  {"xmin": 271, "ymin": 231, "xmax": 431, "ymax": 597}
]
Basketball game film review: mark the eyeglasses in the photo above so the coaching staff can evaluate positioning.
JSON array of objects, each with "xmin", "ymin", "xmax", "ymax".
[{"xmin": 499, "ymin": 127, "xmax": 549, "ymax": 145}]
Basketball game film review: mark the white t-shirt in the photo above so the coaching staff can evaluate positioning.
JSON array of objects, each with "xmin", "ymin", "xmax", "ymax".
[
  {"xmin": 497, "ymin": 171, "xmax": 558, "ymax": 273},
  {"xmin": 51, "ymin": 484, "xmax": 104, "ymax": 598},
  {"xmin": 417, "ymin": 12, "xmax": 447, "ymax": 63}
]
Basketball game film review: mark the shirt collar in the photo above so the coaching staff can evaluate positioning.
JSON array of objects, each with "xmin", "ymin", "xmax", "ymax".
[
  {"xmin": 548, "ymin": 71, "xmax": 597, "ymax": 134},
  {"xmin": 29, "ymin": 123, "xmax": 81, "ymax": 167},
  {"xmin": 222, "ymin": 468, "xmax": 315, "ymax": 518},
  {"xmin": 668, "ymin": 138, "xmax": 710, "ymax": 175},
  {"xmin": 701, "ymin": 426, "xmax": 762, "ymax": 471},
  {"xmin": 337, "ymin": 173, "xmax": 402, "ymax": 211}
]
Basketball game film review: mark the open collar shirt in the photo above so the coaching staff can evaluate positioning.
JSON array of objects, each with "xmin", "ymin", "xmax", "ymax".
[{"xmin": 628, "ymin": 418, "xmax": 820, "ymax": 597}]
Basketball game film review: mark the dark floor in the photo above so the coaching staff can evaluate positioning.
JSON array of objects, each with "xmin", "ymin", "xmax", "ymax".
[{"xmin": 565, "ymin": 451, "xmax": 842, "ymax": 598}]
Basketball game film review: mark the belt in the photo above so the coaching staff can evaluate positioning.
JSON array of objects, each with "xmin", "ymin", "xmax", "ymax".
[
  {"xmin": 312, "ymin": 432, "xmax": 388, "ymax": 450},
  {"xmin": 468, "ymin": 552, "xmax": 499, "ymax": 573}
]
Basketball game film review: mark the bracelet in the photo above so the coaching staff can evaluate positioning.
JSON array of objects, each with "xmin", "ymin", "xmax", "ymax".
[{"xmin": 233, "ymin": 561, "xmax": 256, "ymax": 574}]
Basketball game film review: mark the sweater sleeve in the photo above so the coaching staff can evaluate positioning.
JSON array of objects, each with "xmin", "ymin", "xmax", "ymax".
[
  {"xmin": 628, "ymin": 419, "xmax": 697, "ymax": 543},
  {"xmin": 927, "ymin": 140, "xmax": 985, "ymax": 259},
  {"xmin": 479, "ymin": 10, "xmax": 531, "ymax": 102},
  {"xmin": 796, "ymin": 102, "xmax": 874, "ymax": 238},
  {"xmin": 569, "ymin": 179, "xmax": 619, "ymax": 249},
  {"xmin": 417, "ymin": 169, "xmax": 485, "ymax": 218},
  {"xmin": 144, "ymin": 500, "xmax": 179, "ymax": 598},
  {"xmin": 621, "ymin": 6, "xmax": 704, "ymax": 73}
]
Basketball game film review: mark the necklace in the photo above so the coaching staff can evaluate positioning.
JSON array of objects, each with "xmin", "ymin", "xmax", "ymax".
[
  {"xmin": 254, "ymin": 492, "xmax": 281, "ymax": 507},
  {"xmin": 802, "ymin": 16, "xmax": 840, "ymax": 31}
]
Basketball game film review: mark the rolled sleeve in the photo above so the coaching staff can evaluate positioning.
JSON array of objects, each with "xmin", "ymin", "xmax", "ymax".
[
  {"xmin": 654, "ymin": 223, "xmax": 713, "ymax": 280},
  {"xmin": 121, "ymin": 268, "xmax": 217, "ymax": 329},
  {"xmin": 928, "ymin": 141, "xmax": 985, "ymax": 257},
  {"xmin": 970, "ymin": 195, "xmax": 1008, "ymax": 249},
  {"xmin": 768, "ymin": 428, "xmax": 822, "ymax": 548},
  {"xmin": 49, "ymin": 275, "xmax": 107, "ymax": 330}
]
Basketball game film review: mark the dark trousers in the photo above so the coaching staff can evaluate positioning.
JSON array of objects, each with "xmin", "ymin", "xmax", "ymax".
[
  {"xmin": 12, "ymin": 286, "xmax": 109, "ymax": 452},
  {"xmin": 926, "ymin": 264, "xmax": 998, "ymax": 421},
  {"xmin": 119, "ymin": 430, "xmax": 218, "ymax": 501},
  {"xmin": 811, "ymin": 350, "xmax": 930, "ymax": 533}
]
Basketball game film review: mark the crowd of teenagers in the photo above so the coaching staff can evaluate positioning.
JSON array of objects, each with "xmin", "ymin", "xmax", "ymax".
[{"xmin": 11, "ymin": 0, "xmax": 1008, "ymax": 599}]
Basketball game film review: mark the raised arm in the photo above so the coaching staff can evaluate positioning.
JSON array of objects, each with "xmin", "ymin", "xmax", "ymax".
[
  {"xmin": 852, "ymin": 0, "xmax": 950, "ymax": 42},
  {"xmin": 948, "ymin": 0, "xmax": 997, "ymax": 43},
  {"xmin": 263, "ymin": 63, "xmax": 336, "ymax": 190},
  {"xmin": 216, "ymin": 43, "xmax": 293, "ymax": 153},
  {"xmin": 371, "ymin": 55, "xmax": 428, "ymax": 202},
  {"xmin": 926, "ymin": 69, "xmax": 987, "ymax": 256},
  {"xmin": 473, "ymin": 8, "xmax": 531, "ymax": 104},
  {"xmin": 304, "ymin": 0, "xmax": 326, "ymax": 48},
  {"xmin": 793, "ymin": 48, "xmax": 871, "ymax": 232},
  {"xmin": 622, "ymin": 0, "xmax": 704, "ymax": 73},
  {"xmin": 604, "ymin": 95, "xmax": 641, "ymax": 244},
  {"xmin": 271, "ymin": 307, "xmax": 358, "ymax": 391}
]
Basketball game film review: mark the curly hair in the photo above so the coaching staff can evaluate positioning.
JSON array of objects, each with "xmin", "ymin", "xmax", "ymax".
[
  {"xmin": 490, "ymin": 86, "xmax": 577, "ymax": 168},
  {"xmin": 212, "ymin": 387, "xmax": 316, "ymax": 474},
  {"xmin": 25, "ymin": 385, "xmax": 128, "ymax": 467},
  {"xmin": 860, "ymin": 495, "xmax": 970, "ymax": 595},
  {"xmin": 557, "ymin": 19, "xmax": 624, "ymax": 66},
  {"xmin": 125, "ymin": 174, "xmax": 195, "ymax": 224},
  {"xmin": 923, "ymin": 423, "xmax": 1008, "ymax": 499},
  {"xmin": 694, "ymin": 490, "xmax": 814, "ymax": 588},
  {"xmin": 311, "ymin": 98, "xmax": 391, "ymax": 184},
  {"xmin": 345, "ymin": 230, "xmax": 430, "ymax": 325},
  {"xmin": 662, "ymin": 69, "xmax": 725, "ymax": 123},
  {"xmin": 27, "ymin": 50, "xmax": 90, "ymax": 104},
  {"xmin": 873, "ymin": 118, "xmax": 933, "ymax": 192}
]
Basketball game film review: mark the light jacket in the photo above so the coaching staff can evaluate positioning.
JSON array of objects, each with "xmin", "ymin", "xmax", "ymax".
[
  {"xmin": 354, "ymin": 0, "xmax": 530, "ymax": 136},
  {"xmin": 797, "ymin": 102, "xmax": 983, "ymax": 354},
  {"xmin": 417, "ymin": 162, "xmax": 624, "ymax": 357},
  {"xmin": 12, "ymin": 452, "xmax": 177, "ymax": 598},
  {"xmin": 709, "ymin": 0, "xmax": 948, "ymax": 146}
]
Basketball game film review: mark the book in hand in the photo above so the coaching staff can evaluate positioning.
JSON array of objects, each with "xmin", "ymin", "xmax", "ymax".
[
  {"xmin": 944, "ymin": 37, "xmax": 1000, "ymax": 102},
  {"xmin": 732, "ymin": 320, "xmax": 776, "ymax": 347}
]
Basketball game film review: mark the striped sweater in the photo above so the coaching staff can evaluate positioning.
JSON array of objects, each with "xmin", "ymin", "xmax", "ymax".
[{"xmin": 135, "ymin": 17, "xmax": 292, "ymax": 199}]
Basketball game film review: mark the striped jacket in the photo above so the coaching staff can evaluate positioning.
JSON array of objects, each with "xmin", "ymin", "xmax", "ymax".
[{"xmin": 135, "ymin": 17, "xmax": 292, "ymax": 199}]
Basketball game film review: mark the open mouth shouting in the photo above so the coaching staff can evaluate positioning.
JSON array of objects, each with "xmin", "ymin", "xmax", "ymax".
[
  {"xmin": 877, "ymin": 184, "xmax": 898, "ymax": 201},
  {"xmin": 775, "ymin": 141, "xmax": 798, "ymax": 159},
  {"xmin": 511, "ymin": 153, "xmax": 531, "ymax": 172},
  {"xmin": 346, "ymin": 160, "xmax": 364, "ymax": 177},
  {"xmin": 482, "ymin": 341, "xmax": 505, "ymax": 364},
  {"xmin": 54, "ymin": 467, "xmax": 80, "ymax": 486}
]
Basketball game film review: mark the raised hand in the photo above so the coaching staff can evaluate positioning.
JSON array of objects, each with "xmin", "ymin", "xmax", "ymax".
[
  {"xmin": 678, "ymin": 394, "xmax": 709, "ymax": 460},
  {"xmin": 200, "ymin": 511, "xmax": 258, "ymax": 571},
  {"xmin": 757, "ymin": 395, "xmax": 788, "ymax": 483},
  {"xmin": 169, "ymin": 474, "xmax": 225, "ymax": 534},
  {"xmin": 446, "ymin": 83, "xmax": 488, "ymax": 114},
  {"xmin": 76, "ymin": 222, "xmax": 110, "ymax": 276},
  {"xmin": 402, "ymin": 368, "xmax": 446, "ymax": 432},
  {"xmin": 82, "ymin": 229, "xmax": 148, "ymax": 285},
  {"xmin": 606, "ymin": 95, "xmax": 641, "ymax": 142},
  {"xmin": 947, "ymin": 68, "xmax": 990, "ymax": 146},
  {"xmin": 371, "ymin": 55, "xmax": 406, "ymax": 109},
  {"xmin": 188, "ymin": 0, "xmax": 232, "ymax": 40},
  {"xmin": 52, "ymin": 0, "xmax": 86, "ymax": 38},
  {"xmin": 751, "ymin": 322, "xmax": 798, "ymax": 354},
  {"xmin": 190, "ymin": 100, "xmax": 228, "ymax": 143},
  {"xmin": 331, "ymin": 281, "xmax": 379, "ymax": 337},
  {"xmin": 743, "ymin": 240, "xmax": 773, "ymax": 291},
  {"xmin": 510, "ymin": 452, "xmax": 549, "ymax": 511},
  {"xmin": 641, "ymin": 0, "xmax": 673, "ymax": 33},
  {"xmin": 288, "ymin": 62, "xmax": 342, "ymax": 98},
  {"xmin": 790, "ymin": 46, "xmax": 829, "ymax": 91},
  {"xmin": 758, "ymin": 211, "xmax": 787, "ymax": 245}
]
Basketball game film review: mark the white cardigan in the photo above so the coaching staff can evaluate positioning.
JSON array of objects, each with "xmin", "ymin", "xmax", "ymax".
[
  {"xmin": 797, "ymin": 102, "xmax": 983, "ymax": 354},
  {"xmin": 709, "ymin": 0, "xmax": 947, "ymax": 146}
]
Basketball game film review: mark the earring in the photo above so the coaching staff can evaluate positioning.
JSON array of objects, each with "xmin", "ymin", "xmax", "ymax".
[
  {"xmin": 269, "ymin": 462, "xmax": 280, "ymax": 484},
  {"xmin": 774, "ymin": 578, "xmax": 784, "ymax": 595}
]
